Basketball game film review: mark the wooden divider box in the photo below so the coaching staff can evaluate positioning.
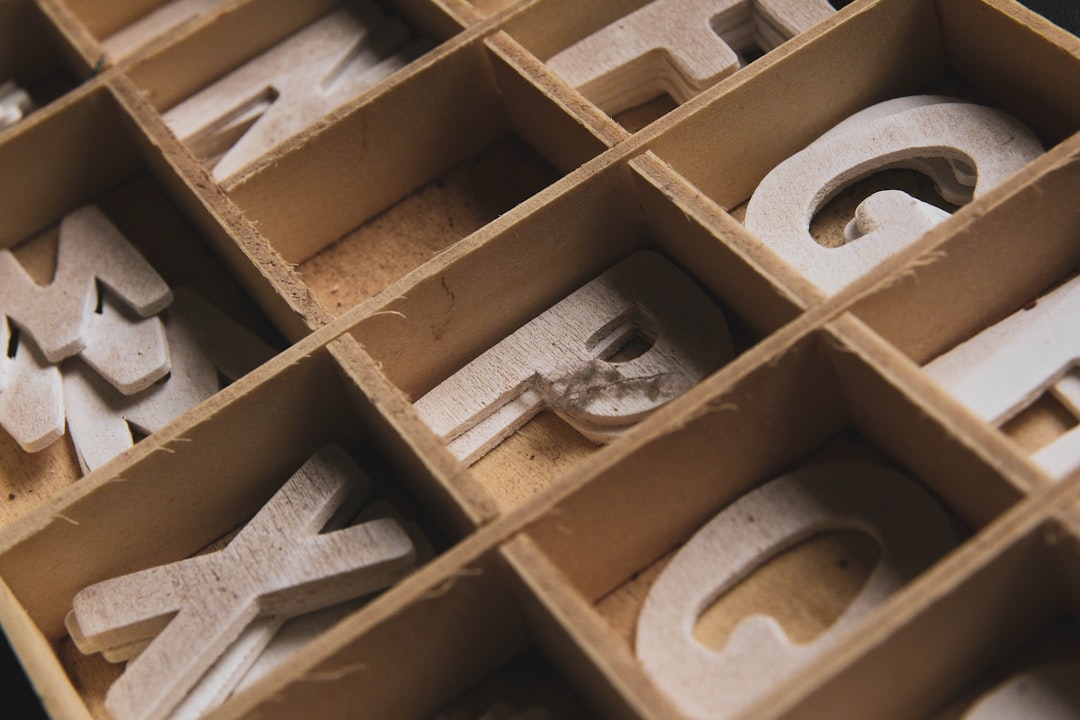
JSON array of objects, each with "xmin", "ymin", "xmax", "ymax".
[{"xmin": 2, "ymin": 0, "xmax": 1080, "ymax": 719}]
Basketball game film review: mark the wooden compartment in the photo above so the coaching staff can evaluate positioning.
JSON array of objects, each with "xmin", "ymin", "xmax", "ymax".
[
  {"xmin": 0, "ymin": 0, "xmax": 90, "ymax": 126},
  {"xmin": 498, "ymin": 321, "xmax": 1031, "ymax": 718},
  {"xmin": 0, "ymin": 336, "xmax": 476, "ymax": 720},
  {"xmin": 500, "ymin": 0, "xmax": 851, "ymax": 132},
  {"xmin": 642, "ymin": 0, "xmax": 1080, "ymax": 304},
  {"xmin": 3, "ymin": 1, "xmax": 1080, "ymax": 719},
  {"xmin": 221, "ymin": 28, "xmax": 618, "ymax": 329},
  {"xmin": 0, "ymin": 81, "xmax": 285, "ymax": 530},
  {"xmin": 340, "ymin": 151, "xmax": 805, "ymax": 515}
]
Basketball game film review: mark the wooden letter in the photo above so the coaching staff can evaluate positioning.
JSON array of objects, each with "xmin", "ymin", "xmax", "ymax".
[
  {"xmin": 412, "ymin": 251, "xmax": 733, "ymax": 465},
  {"xmin": 102, "ymin": 0, "xmax": 230, "ymax": 62},
  {"xmin": 1, "ymin": 79, "xmax": 34, "ymax": 129},
  {"xmin": 744, "ymin": 96, "xmax": 1043, "ymax": 294},
  {"xmin": 163, "ymin": 2, "xmax": 431, "ymax": 182},
  {"xmin": 545, "ymin": 0, "xmax": 833, "ymax": 115},
  {"xmin": 636, "ymin": 461, "xmax": 955, "ymax": 720},
  {"xmin": 0, "ymin": 319, "xmax": 64, "ymax": 452},
  {"xmin": 66, "ymin": 445, "xmax": 416, "ymax": 720},
  {"xmin": 0, "ymin": 205, "xmax": 172, "ymax": 365},
  {"xmin": 964, "ymin": 663, "xmax": 1080, "ymax": 719},
  {"xmin": 63, "ymin": 287, "xmax": 274, "ymax": 474},
  {"xmin": 924, "ymin": 273, "xmax": 1080, "ymax": 480}
]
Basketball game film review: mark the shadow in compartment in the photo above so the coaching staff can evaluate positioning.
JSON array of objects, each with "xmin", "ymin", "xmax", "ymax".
[
  {"xmin": 298, "ymin": 136, "xmax": 561, "ymax": 316},
  {"xmin": 431, "ymin": 646, "xmax": 597, "ymax": 720},
  {"xmin": 1, "ymin": 0, "xmax": 84, "ymax": 128}
]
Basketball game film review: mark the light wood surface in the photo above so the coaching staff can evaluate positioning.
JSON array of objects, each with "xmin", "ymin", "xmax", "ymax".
[
  {"xmin": 744, "ymin": 96, "xmax": 1044, "ymax": 294},
  {"xmin": 163, "ymin": 1, "xmax": 432, "ymax": 183},
  {"xmin": 101, "ymin": 0, "xmax": 229, "ymax": 62},
  {"xmin": 1, "ymin": 2, "xmax": 1079, "ymax": 720},
  {"xmin": 63, "ymin": 287, "xmax": 274, "ymax": 474},
  {"xmin": 545, "ymin": 0, "xmax": 833, "ymax": 115},
  {"xmin": 65, "ymin": 445, "xmax": 416, "ymax": 720},
  {"xmin": 413, "ymin": 251, "xmax": 733, "ymax": 465},
  {"xmin": 635, "ymin": 461, "xmax": 956, "ymax": 720},
  {"xmin": 0, "ymin": 204, "xmax": 172, "ymax": 365},
  {"xmin": 925, "ymin": 271, "xmax": 1080, "ymax": 480}
]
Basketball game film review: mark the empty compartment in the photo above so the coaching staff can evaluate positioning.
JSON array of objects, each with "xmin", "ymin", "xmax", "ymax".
[
  {"xmin": 501, "ymin": 0, "xmax": 850, "ymax": 132},
  {"xmin": 500, "ymin": 323, "xmax": 1027, "ymax": 719},
  {"xmin": 1, "ymin": 0, "xmax": 89, "ymax": 130},
  {"xmin": 343, "ymin": 151, "xmax": 804, "ymax": 515},
  {"xmin": 0, "ymin": 82, "xmax": 285, "ymax": 529},
  {"xmin": 0, "ymin": 338, "xmax": 471, "ymax": 720},
  {"xmin": 849, "ymin": 129, "xmax": 1080, "ymax": 485},
  {"xmin": 220, "ymin": 29, "xmax": 621, "ymax": 328},
  {"xmin": 645, "ymin": 0, "xmax": 1080, "ymax": 302}
]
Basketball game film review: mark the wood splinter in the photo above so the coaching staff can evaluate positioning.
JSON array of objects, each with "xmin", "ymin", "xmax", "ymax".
[
  {"xmin": 412, "ymin": 251, "xmax": 733, "ymax": 466},
  {"xmin": 66, "ymin": 445, "xmax": 417, "ymax": 720}
]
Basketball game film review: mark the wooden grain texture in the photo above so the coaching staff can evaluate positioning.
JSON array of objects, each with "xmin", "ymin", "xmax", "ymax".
[
  {"xmin": 65, "ymin": 445, "xmax": 416, "ymax": 720},
  {"xmin": 63, "ymin": 287, "xmax": 275, "ymax": 474},
  {"xmin": 297, "ymin": 137, "xmax": 558, "ymax": 317},
  {"xmin": 925, "ymin": 272, "xmax": 1080, "ymax": 481},
  {"xmin": 413, "ymin": 251, "xmax": 733, "ymax": 465},
  {"xmin": 0, "ymin": 204, "xmax": 171, "ymax": 365},
  {"xmin": 101, "ymin": 0, "xmax": 229, "ymax": 62},
  {"xmin": 163, "ymin": 1, "xmax": 431, "ymax": 183},
  {"xmin": 635, "ymin": 461, "xmax": 956, "ymax": 720},
  {"xmin": 545, "ymin": 0, "xmax": 833, "ymax": 115},
  {"xmin": 744, "ymin": 96, "xmax": 1044, "ymax": 294}
]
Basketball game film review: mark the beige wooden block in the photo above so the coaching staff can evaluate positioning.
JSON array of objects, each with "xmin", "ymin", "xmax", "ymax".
[
  {"xmin": 162, "ymin": 1, "xmax": 432, "ymax": 182},
  {"xmin": 0, "ymin": 204, "xmax": 173, "ymax": 364},
  {"xmin": 636, "ymin": 461, "xmax": 955, "ymax": 720},
  {"xmin": 0, "ymin": 79, "xmax": 34, "ymax": 130},
  {"xmin": 169, "ymin": 500, "xmax": 431, "ymax": 719},
  {"xmin": 0, "ymin": 319, "xmax": 64, "ymax": 452},
  {"xmin": 101, "ymin": 0, "xmax": 230, "ymax": 62},
  {"xmin": 78, "ymin": 291, "xmax": 170, "ymax": 396},
  {"xmin": 545, "ymin": 0, "xmax": 833, "ymax": 115},
  {"xmin": 964, "ymin": 663, "xmax": 1080, "ymax": 719},
  {"xmin": 63, "ymin": 287, "xmax": 274, "ymax": 474},
  {"xmin": 744, "ymin": 96, "xmax": 1043, "ymax": 294},
  {"xmin": 66, "ymin": 445, "xmax": 416, "ymax": 720},
  {"xmin": 924, "ymin": 272, "xmax": 1080, "ymax": 481},
  {"xmin": 413, "ymin": 251, "xmax": 733, "ymax": 465}
]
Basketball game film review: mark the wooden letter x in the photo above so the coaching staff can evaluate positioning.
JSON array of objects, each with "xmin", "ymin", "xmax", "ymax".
[{"xmin": 66, "ymin": 445, "xmax": 416, "ymax": 720}]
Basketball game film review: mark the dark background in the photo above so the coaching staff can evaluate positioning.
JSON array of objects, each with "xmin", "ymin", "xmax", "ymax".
[{"xmin": 3, "ymin": 1, "xmax": 1079, "ymax": 718}]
